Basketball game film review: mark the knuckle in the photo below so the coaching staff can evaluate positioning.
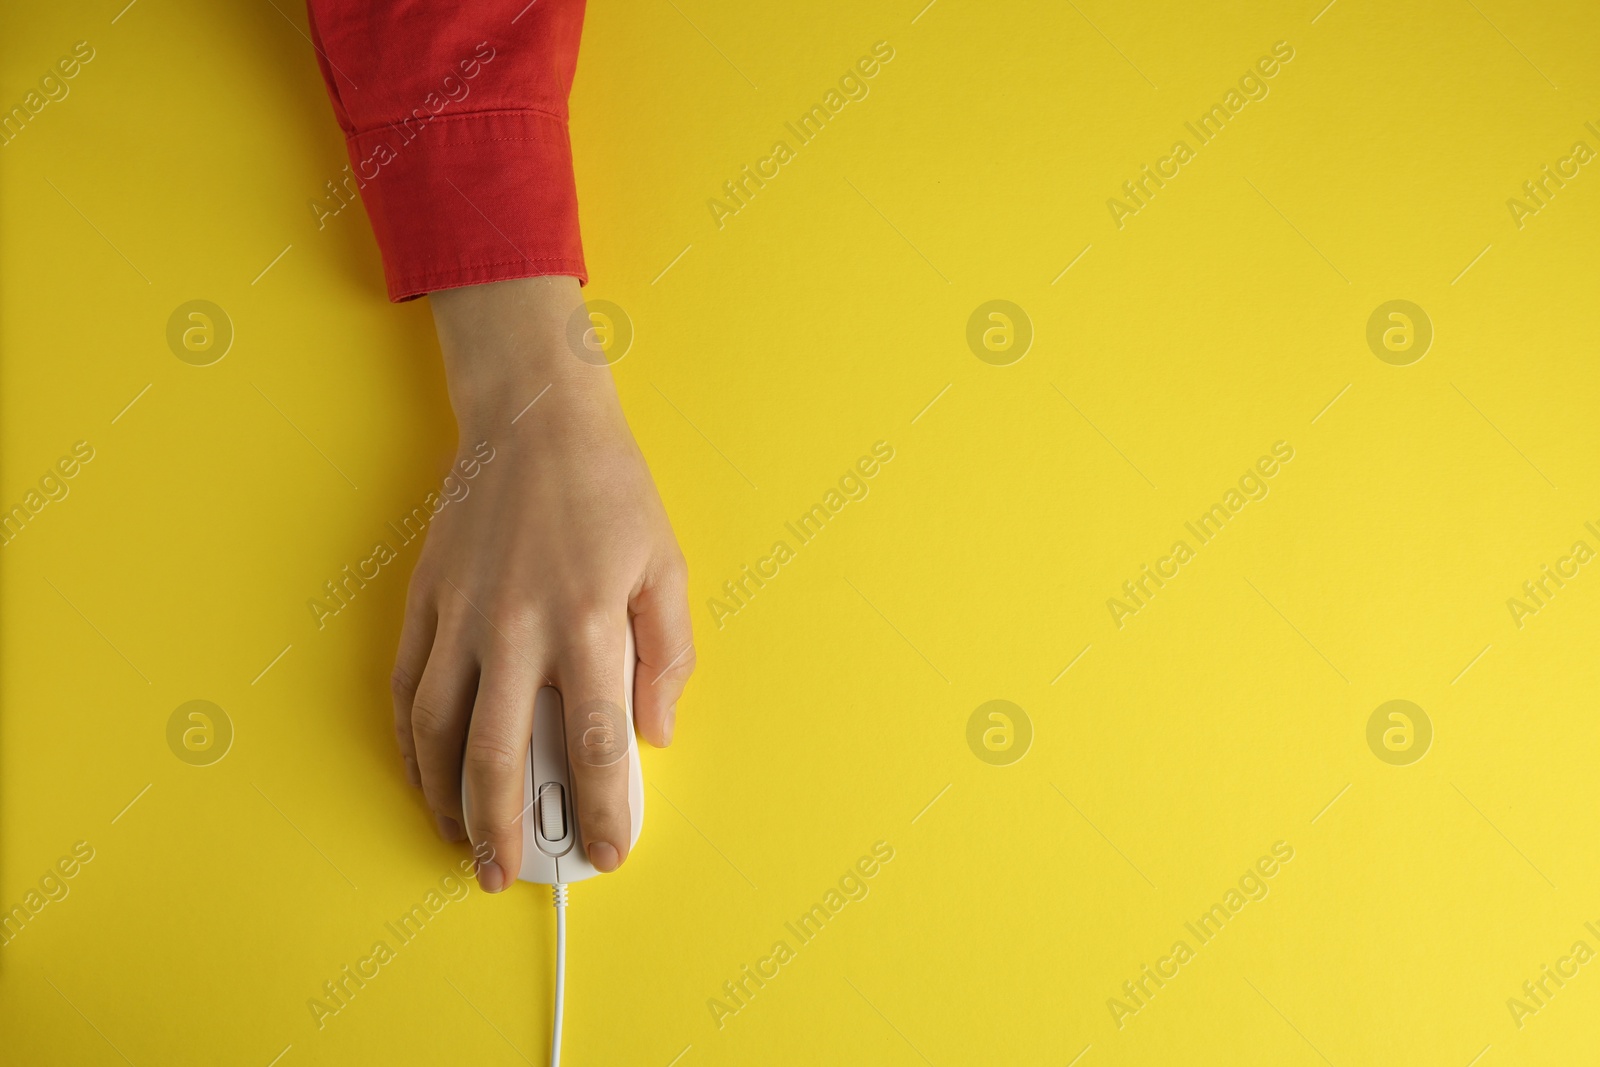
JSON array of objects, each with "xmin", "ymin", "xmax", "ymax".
[
  {"xmin": 464, "ymin": 731, "xmax": 525, "ymax": 777},
  {"xmin": 670, "ymin": 639, "xmax": 697, "ymax": 677},
  {"xmin": 568, "ymin": 606, "xmax": 618, "ymax": 647},
  {"xmin": 647, "ymin": 639, "xmax": 696, "ymax": 686},
  {"xmin": 487, "ymin": 601, "xmax": 541, "ymax": 646},
  {"xmin": 570, "ymin": 700, "xmax": 628, "ymax": 767},
  {"xmin": 472, "ymin": 809, "xmax": 524, "ymax": 842},
  {"xmin": 409, "ymin": 694, "xmax": 455, "ymax": 741},
  {"xmin": 422, "ymin": 784, "xmax": 461, "ymax": 819},
  {"xmin": 390, "ymin": 664, "xmax": 419, "ymax": 703},
  {"xmin": 578, "ymin": 795, "xmax": 628, "ymax": 831}
]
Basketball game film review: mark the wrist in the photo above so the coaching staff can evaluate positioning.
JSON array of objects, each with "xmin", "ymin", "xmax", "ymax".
[{"xmin": 428, "ymin": 275, "xmax": 617, "ymax": 434}]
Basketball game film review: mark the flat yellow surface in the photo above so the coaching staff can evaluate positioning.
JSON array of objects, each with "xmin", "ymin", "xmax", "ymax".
[{"xmin": 4, "ymin": 1, "xmax": 1600, "ymax": 1064}]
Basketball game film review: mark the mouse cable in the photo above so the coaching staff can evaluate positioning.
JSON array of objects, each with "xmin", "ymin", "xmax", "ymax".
[{"xmin": 550, "ymin": 882, "xmax": 568, "ymax": 1067}]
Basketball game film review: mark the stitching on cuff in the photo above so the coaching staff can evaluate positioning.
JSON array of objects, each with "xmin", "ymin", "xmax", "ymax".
[
  {"xmin": 389, "ymin": 260, "xmax": 589, "ymax": 301},
  {"xmin": 347, "ymin": 107, "xmax": 567, "ymax": 144},
  {"xmin": 391, "ymin": 258, "xmax": 587, "ymax": 289}
]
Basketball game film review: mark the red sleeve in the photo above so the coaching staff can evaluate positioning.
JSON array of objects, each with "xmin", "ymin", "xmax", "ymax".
[{"xmin": 305, "ymin": 0, "xmax": 587, "ymax": 301}]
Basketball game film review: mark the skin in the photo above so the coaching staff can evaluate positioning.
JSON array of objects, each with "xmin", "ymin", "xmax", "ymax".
[{"xmin": 391, "ymin": 275, "xmax": 695, "ymax": 891}]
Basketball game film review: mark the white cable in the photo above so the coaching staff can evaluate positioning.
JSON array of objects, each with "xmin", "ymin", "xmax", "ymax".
[{"xmin": 550, "ymin": 882, "xmax": 568, "ymax": 1067}]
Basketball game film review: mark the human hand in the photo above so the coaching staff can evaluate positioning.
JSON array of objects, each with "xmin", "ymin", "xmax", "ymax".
[{"xmin": 390, "ymin": 275, "xmax": 694, "ymax": 891}]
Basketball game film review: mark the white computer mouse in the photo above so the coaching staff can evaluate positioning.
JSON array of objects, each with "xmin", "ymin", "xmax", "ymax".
[{"xmin": 461, "ymin": 621, "xmax": 645, "ymax": 884}]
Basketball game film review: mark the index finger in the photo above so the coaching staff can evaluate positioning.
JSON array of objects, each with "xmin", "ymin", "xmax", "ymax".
[{"xmin": 461, "ymin": 650, "xmax": 541, "ymax": 893}]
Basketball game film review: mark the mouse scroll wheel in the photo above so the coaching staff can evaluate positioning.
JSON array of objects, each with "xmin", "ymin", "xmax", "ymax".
[{"xmin": 537, "ymin": 782, "xmax": 566, "ymax": 841}]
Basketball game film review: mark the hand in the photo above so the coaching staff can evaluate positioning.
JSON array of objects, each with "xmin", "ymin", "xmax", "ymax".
[{"xmin": 390, "ymin": 275, "xmax": 694, "ymax": 891}]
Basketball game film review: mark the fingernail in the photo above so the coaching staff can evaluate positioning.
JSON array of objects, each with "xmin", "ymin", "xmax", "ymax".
[
  {"xmin": 663, "ymin": 705, "xmax": 676, "ymax": 746},
  {"xmin": 478, "ymin": 861, "xmax": 505, "ymax": 893},
  {"xmin": 436, "ymin": 814, "xmax": 464, "ymax": 842},
  {"xmin": 588, "ymin": 841, "xmax": 620, "ymax": 872},
  {"xmin": 403, "ymin": 756, "xmax": 420, "ymax": 788}
]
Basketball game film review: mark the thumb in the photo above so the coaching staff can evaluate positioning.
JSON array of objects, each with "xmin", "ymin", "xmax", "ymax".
[{"xmin": 630, "ymin": 550, "xmax": 695, "ymax": 747}]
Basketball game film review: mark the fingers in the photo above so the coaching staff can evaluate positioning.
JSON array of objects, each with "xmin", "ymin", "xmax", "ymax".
[
  {"xmin": 390, "ymin": 591, "xmax": 437, "ymax": 790},
  {"xmin": 559, "ymin": 616, "xmax": 632, "ymax": 872},
  {"xmin": 630, "ymin": 551, "xmax": 695, "ymax": 748},
  {"xmin": 461, "ymin": 649, "xmax": 541, "ymax": 893},
  {"xmin": 409, "ymin": 631, "xmax": 480, "ymax": 843}
]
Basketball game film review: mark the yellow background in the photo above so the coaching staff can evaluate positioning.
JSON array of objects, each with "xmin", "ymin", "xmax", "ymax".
[{"xmin": 4, "ymin": 0, "xmax": 1600, "ymax": 1063}]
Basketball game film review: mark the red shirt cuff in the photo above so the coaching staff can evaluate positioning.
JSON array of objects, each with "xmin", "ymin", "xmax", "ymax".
[{"xmin": 345, "ymin": 108, "xmax": 587, "ymax": 302}]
